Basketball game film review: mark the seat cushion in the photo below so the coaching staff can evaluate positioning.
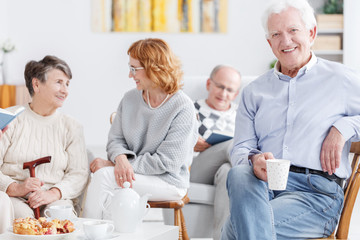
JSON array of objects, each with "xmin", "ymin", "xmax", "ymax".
[{"xmin": 188, "ymin": 182, "xmax": 215, "ymax": 205}]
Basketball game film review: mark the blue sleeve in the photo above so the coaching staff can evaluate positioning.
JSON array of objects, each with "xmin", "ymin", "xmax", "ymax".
[
  {"xmin": 333, "ymin": 68, "xmax": 360, "ymax": 142},
  {"xmin": 230, "ymin": 86, "xmax": 260, "ymax": 166}
]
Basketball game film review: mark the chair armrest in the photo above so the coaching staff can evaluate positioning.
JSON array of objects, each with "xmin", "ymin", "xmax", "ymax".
[{"xmin": 148, "ymin": 194, "xmax": 189, "ymax": 209}]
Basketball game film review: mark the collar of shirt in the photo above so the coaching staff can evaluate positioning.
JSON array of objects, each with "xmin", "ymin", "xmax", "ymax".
[{"xmin": 273, "ymin": 51, "xmax": 318, "ymax": 81}]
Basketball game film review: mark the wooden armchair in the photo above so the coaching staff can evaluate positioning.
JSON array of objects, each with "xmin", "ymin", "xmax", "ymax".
[
  {"xmin": 313, "ymin": 141, "xmax": 360, "ymax": 240},
  {"xmin": 110, "ymin": 112, "xmax": 190, "ymax": 240},
  {"xmin": 148, "ymin": 195, "xmax": 190, "ymax": 240}
]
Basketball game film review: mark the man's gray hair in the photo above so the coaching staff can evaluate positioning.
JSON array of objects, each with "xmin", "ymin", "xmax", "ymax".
[
  {"xmin": 209, "ymin": 65, "xmax": 241, "ymax": 80},
  {"xmin": 261, "ymin": 0, "xmax": 317, "ymax": 39}
]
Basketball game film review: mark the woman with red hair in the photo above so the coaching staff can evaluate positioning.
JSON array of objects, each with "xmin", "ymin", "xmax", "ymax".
[{"xmin": 84, "ymin": 38, "xmax": 198, "ymax": 219}]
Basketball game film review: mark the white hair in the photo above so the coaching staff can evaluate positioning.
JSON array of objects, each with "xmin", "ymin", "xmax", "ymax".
[
  {"xmin": 262, "ymin": 0, "xmax": 317, "ymax": 39},
  {"xmin": 209, "ymin": 65, "xmax": 241, "ymax": 80}
]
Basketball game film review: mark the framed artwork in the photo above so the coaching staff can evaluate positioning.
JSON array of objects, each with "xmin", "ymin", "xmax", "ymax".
[{"xmin": 91, "ymin": 0, "xmax": 228, "ymax": 33}]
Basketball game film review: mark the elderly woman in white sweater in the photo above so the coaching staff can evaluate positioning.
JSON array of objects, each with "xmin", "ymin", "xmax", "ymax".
[
  {"xmin": 83, "ymin": 38, "xmax": 198, "ymax": 219},
  {"xmin": 0, "ymin": 55, "xmax": 89, "ymax": 218}
]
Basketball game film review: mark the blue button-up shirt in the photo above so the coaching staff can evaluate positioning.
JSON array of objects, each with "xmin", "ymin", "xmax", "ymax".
[{"xmin": 231, "ymin": 54, "xmax": 360, "ymax": 178}]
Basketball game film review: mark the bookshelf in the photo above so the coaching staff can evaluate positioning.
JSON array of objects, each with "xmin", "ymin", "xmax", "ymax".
[{"xmin": 313, "ymin": 14, "xmax": 344, "ymax": 63}]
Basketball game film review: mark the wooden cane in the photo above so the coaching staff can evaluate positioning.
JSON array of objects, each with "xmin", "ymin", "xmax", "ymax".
[{"xmin": 23, "ymin": 156, "xmax": 51, "ymax": 219}]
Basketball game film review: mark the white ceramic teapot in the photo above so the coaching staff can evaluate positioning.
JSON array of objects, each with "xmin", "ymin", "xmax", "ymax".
[{"xmin": 101, "ymin": 182, "xmax": 150, "ymax": 233}]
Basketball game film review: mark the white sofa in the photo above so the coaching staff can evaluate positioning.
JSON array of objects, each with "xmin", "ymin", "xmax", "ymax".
[{"xmin": 164, "ymin": 75, "xmax": 256, "ymax": 238}]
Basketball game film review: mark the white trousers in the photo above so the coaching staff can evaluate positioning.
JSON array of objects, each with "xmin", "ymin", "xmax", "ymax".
[
  {"xmin": 0, "ymin": 192, "xmax": 14, "ymax": 234},
  {"xmin": 82, "ymin": 166, "xmax": 187, "ymax": 219}
]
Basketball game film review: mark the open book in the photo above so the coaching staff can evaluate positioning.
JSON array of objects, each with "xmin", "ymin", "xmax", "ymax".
[
  {"xmin": 0, "ymin": 105, "xmax": 25, "ymax": 130},
  {"xmin": 205, "ymin": 129, "xmax": 233, "ymax": 145}
]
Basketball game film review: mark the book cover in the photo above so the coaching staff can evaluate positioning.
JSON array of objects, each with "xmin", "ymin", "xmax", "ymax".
[
  {"xmin": 190, "ymin": 0, "xmax": 201, "ymax": 33},
  {"xmin": 202, "ymin": 0, "xmax": 215, "ymax": 32},
  {"xmin": 125, "ymin": 0, "xmax": 139, "ymax": 32},
  {"xmin": 165, "ymin": 0, "xmax": 180, "ymax": 33},
  {"xmin": 0, "ymin": 105, "xmax": 25, "ymax": 130},
  {"xmin": 91, "ymin": 0, "xmax": 112, "ymax": 32},
  {"xmin": 139, "ymin": 0, "xmax": 152, "ymax": 32},
  {"xmin": 113, "ymin": 0, "xmax": 127, "ymax": 32},
  {"xmin": 205, "ymin": 130, "xmax": 233, "ymax": 145},
  {"xmin": 218, "ymin": 0, "xmax": 228, "ymax": 33},
  {"xmin": 152, "ymin": 0, "xmax": 166, "ymax": 32}
]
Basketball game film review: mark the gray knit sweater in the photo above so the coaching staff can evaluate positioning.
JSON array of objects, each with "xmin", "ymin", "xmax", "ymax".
[{"xmin": 107, "ymin": 89, "xmax": 198, "ymax": 189}]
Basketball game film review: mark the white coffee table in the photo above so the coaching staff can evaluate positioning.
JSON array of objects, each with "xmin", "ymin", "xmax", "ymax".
[{"xmin": 0, "ymin": 218, "xmax": 179, "ymax": 240}]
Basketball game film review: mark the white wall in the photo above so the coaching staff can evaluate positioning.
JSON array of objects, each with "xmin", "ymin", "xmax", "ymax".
[
  {"xmin": 0, "ymin": 0, "xmax": 274, "ymax": 145},
  {"xmin": 344, "ymin": 0, "xmax": 360, "ymax": 69}
]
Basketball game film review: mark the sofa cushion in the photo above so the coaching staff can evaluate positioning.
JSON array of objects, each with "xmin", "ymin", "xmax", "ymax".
[{"xmin": 188, "ymin": 182, "xmax": 216, "ymax": 205}]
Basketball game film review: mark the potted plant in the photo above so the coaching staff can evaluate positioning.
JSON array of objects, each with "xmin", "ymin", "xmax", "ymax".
[
  {"xmin": 323, "ymin": 0, "xmax": 343, "ymax": 14},
  {"xmin": 317, "ymin": 0, "xmax": 344, "ymax": 29},
  {"xmin": 0, "ymin": 38, "xmax": 16, "ymax": 85}
]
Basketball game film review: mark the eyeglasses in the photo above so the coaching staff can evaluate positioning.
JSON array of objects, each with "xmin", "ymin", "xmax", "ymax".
[
  {"xmin": 210, "ymin": 78, "xmax": 237, "ymax": 93},
  {"xmin": 128, "ymin": 64, "xmax": 144, "ymax": 75}
]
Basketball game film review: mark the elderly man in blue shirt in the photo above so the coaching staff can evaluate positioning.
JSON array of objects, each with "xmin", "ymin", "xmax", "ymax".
[{"xmin": 221, "ymin": 0, "xmax": 360, "ymax": 239}]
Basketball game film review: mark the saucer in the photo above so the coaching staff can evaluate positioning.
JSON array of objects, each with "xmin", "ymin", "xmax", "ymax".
[{"xmin": 8, "ymin": 228, "xmax": 79, "ymax": 240}]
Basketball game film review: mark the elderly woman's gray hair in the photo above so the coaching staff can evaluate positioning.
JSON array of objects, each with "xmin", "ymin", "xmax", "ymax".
[
  {"xmin": 24, "ymin": 55, "xmax": 72, "ymax": 96},
  {"xmin": 261, "ymin": 0, "xmax": 317, "ymax": 39}
]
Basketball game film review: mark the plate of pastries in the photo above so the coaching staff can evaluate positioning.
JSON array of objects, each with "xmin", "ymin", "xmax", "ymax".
[{"xmin": 10, "ymin": 217, "xmax": 77, "ymax": 239}]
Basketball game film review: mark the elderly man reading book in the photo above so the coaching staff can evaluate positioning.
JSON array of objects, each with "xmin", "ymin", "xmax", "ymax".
[{"xmin": 190, "ymin": 65, "xmax": 241, "ymax": 240}]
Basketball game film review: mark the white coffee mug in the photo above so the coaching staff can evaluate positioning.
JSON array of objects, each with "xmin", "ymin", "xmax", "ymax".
[
  {"xmin": 83, "ymin": 220, "xmax": 115, "ymax": 240},
  {"xmin": 44, "ymin": 205, "xmax": 77, "ymax": 220},
  {"xmin": 266, "ymin": 159, "xmax": 291, "ymax": 190}
]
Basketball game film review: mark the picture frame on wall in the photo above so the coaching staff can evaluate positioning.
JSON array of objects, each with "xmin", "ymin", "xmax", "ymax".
[{"xmin": 91, "ymin": 0, "xmax": 228, "ymax": 33}]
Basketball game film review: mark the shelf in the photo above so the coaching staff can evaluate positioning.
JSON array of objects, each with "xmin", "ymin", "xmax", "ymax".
[
  {"xmin": 315, "ymin": 12, "xmax": 344, "ymax": 63},
  {"xmin": 313, "ymin": 50, "xmax": 343, "ymax": 55},
  {"xmin": 318, "ymin": 28, "xmax": 343, "ymax": 34},
  {"xmin": 315, "ymin": 27, "xmax": 343, "ymax": 61}
]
